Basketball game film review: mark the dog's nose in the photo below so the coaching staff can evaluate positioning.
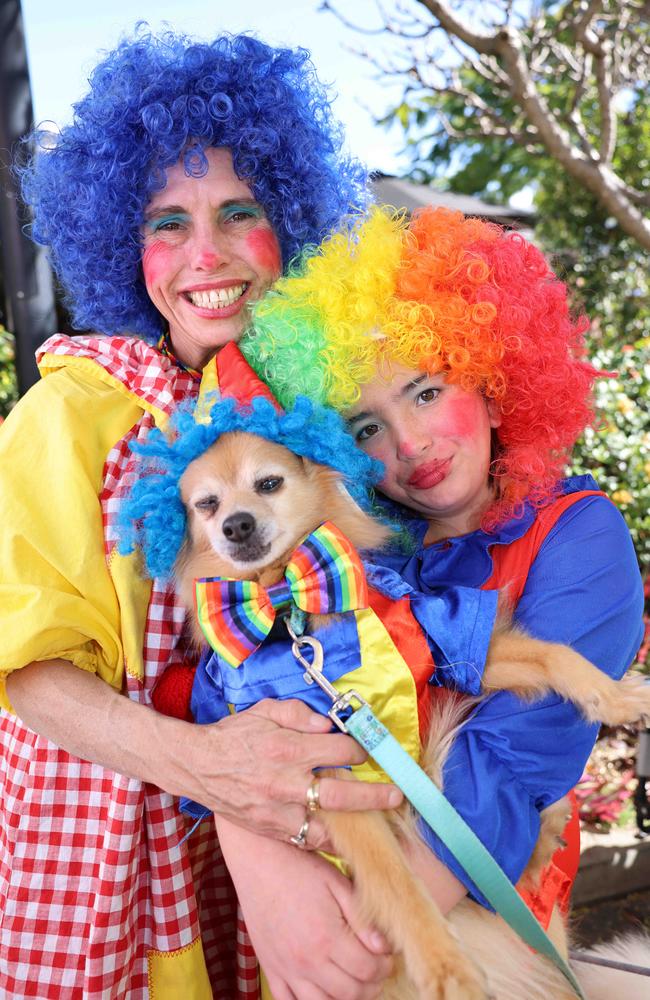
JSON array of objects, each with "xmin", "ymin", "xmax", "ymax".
[{"xmin": 222, "ymin": 511, "xmax": 256, "ymax": 543}]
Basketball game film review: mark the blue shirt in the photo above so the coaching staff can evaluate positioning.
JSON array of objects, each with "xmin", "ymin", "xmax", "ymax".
[{"xmin": 376, "ymin": 475, "xmax": 645, "ymax": 905}]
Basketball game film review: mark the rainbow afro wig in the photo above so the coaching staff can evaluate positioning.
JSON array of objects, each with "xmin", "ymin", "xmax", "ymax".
[
  {"xmin": 18, "ymin": 26, "xmax": 367, "ymax": 340},
  {"xmin": 242, "ymin": 205, "xmax": 599, "ymax": 528},
  {"xmin": 118, "ymin": 395, "xmax": 383, "ymax": 579}
]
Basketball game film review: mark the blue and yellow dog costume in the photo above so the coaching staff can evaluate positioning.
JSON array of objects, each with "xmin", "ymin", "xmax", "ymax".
[{"xmin": 119, "ymin": 344, "xmax": 496, "ymax": 809}]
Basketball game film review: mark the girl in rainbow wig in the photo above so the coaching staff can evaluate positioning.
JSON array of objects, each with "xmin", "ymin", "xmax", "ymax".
[
  {"xmin": 240, "ymin": 206, "xmax": 643, "ymax": 951},
  {"xmin": 0, "ymin": 28, "xmax": 402, "ymax": 1000}
]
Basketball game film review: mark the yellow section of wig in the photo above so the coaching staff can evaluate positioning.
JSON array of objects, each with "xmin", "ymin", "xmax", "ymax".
[{"xmin": 243, "ymin": 207, "xmax": 433, "ymax": 410}]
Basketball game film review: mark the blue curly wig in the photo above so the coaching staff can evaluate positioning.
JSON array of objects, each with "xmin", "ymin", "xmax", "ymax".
[
  {"xmin": 118, "ymin": 395, "xmax": 384, "ymax": 579},
  {"xmin": 18, "ymin": 26, "xmax": 367, "ymax": 340}
]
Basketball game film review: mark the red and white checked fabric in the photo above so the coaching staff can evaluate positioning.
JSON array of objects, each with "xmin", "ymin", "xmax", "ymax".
[
  {"xmin": 36, "ymin": 333, "xmax": 193, "ymax": 418},
  {"xmin": 0, "ymin": 335, "xmax": 261, "ymax": 999}
]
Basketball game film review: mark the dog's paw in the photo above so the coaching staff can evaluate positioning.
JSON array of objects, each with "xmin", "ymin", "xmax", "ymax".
[
  {"xmin": 414, "ymin": 948, "xmax": 488, "ymax": 1000},
  {"xmin": 585, "ymin": 672, "xmax": 650, "ymax": 725}
]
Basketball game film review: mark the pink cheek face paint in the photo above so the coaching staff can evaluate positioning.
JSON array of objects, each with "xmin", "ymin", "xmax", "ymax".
[
  {"xmin": 245, "ymin": 227, "xmax": 282, "ymax": 277},
  {"xmin": 142, "ymin": 240, "xmax": 176, "ymax": 290},
  {"xmin": 433, "ymin": 393, "xmax": 485, "ymax": 441}
]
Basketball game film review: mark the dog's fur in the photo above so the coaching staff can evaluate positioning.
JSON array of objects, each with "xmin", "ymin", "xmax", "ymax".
[{"xmin": 176, "ymin": 431, "xmax": 650, "ymax": 1000}]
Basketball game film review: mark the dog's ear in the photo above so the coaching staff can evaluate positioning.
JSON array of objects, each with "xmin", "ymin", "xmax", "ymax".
[{"xmin": 303, "ymin": 460, "xmax": 392, "ymax": 551}]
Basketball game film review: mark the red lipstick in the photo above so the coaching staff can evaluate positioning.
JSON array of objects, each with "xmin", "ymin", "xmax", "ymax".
[{"xmin": 407, "ymin": 458, "xmax": 452, "ymax": 489}]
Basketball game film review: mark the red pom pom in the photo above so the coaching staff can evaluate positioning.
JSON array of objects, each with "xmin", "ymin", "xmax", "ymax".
[{"xmin": 151, "ymin": 661, "xmax": 196, "ymax": 721}]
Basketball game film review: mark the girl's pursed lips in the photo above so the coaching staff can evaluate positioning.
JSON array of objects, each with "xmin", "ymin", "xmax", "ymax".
[{"xmin": 406, "ymin": 458, "xmax": 452, "ymax": 489}]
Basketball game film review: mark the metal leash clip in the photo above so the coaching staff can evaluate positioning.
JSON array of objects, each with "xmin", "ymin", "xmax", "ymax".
[{"xmin": 285, "ymin": 619, "xmax": 368, "ymax": 733}]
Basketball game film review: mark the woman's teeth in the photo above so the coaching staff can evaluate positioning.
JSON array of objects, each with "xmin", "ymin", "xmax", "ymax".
[{"xmin": 187, "ymin": 284, "xmax": 248, "ymax": 309}]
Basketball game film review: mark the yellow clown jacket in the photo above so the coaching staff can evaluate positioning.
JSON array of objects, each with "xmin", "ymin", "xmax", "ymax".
[{"xmin": 0, "ymin": 333, "xmax": 256, "ymax": 1000}]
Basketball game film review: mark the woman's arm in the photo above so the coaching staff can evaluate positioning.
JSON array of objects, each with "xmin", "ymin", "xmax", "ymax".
[
  {"xmin": 215, "ymin": 809, "xmax": 467, "ymax": 998},
  {"xmin": 6, "ymin": 659, "xmax": 402, "ymax": 845},
  {"xmin": 1, "ymin": 374, "xmax": 402, "ymax": 843}
]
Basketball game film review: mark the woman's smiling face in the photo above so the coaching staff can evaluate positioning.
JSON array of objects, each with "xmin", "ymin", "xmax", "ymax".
[
  {"xmin": 142, "ymin": 147, "xmax": 282, "ymax": 369},
  {"xmin": 347, "ymin": 362, "xmax": 502, "ymax": 540}
]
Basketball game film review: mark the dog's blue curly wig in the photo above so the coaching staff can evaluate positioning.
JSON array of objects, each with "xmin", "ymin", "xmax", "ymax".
[
  {"xmin": 118, "ymin": 395, "xmax": 384, "ymax": 579},
  {"xmin": 18, "ymin": 26, "xmax": 367, "ymax": 340}
]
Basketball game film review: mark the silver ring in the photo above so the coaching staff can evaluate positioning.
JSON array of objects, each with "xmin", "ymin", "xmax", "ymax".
[
  {"xmin": 290, "ymin": 813, "xmax": 311, "ymax": 849},
  {"xmin": 306, "ymin": 777, "xmax": 321, "ymax": 813}
]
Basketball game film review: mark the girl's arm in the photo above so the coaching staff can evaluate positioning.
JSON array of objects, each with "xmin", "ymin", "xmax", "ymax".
[
  {"xmin": 216, "ymin": 817, "xmax": 396, "ymax": 1000},
  {"xmin": 418, "ymin": 496, "xmax": 644, "ymax": 903},
  {"xmin": 215, "ymin": 815, "xmax": 468, "ymax": 999}
]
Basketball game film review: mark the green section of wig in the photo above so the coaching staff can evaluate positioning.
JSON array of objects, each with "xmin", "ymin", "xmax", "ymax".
[{"xmin": 240, "ymin": 207, "xmax": 410, "ymax": 412}]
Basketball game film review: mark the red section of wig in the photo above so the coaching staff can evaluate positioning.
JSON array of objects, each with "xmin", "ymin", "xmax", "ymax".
[{"xmin": 398, "ymin": 208, "xmax": 598, "ymax": 528}]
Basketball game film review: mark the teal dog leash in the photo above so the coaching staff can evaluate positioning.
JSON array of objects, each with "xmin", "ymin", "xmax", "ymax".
[{"xmin": 288, "ymin": 625, "xmax": 585, "ymax": 1000}]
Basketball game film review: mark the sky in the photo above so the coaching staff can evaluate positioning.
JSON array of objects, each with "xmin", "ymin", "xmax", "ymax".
[{"xmin": 21, "ymin": 0, "xmax": 409, "ymax": 175}]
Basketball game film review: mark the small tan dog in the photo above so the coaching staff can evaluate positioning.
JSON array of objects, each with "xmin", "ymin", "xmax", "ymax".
[{"xmin": 175, "ymin": 430, "xmax": 648, "ymax": 1000}]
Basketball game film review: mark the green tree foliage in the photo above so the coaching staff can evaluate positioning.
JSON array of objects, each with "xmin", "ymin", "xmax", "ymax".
[
  {"xmin": 532, "ymin": 139, "xmax": 650, "ymax": 576},
  {"xmin": 573, "ymin": 342, "xmax": 649, "ymax": 574},
  {"xmin": 0, "ymin": 325, "xmax": 18, "ymax": 421}
]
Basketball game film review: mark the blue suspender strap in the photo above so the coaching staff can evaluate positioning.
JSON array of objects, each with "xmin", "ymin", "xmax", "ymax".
[{"xmin": 345, "ymin": 704, "xmax": 586, "ymax": 1000}]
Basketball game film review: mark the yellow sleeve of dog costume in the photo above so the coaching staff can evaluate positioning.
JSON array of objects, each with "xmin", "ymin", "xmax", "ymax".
[
  {"xmin": 344, "ymin": 606, "xmax": 421, "ymax": 776},
  {"xmin": 0, "ymin": 364, "xmax": 145, "ymax": 709}
]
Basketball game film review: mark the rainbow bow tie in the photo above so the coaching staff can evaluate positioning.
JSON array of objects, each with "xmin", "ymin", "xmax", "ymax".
[{"xmin": 194, "ymin": 521, "xmax": 369, "ymax": 668}]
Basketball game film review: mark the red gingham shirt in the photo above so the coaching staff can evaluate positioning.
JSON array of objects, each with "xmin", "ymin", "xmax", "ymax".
[{"xmin": 0, "ymin": 334, "xmax": 260, "ymax": 999}]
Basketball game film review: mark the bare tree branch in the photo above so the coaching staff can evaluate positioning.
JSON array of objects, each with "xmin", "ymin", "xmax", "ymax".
[
  {"xmin": 324, "ymin": 0, "xmax": 650, "ymax": 249},
  {"xmin": 319, "ymin": 0, "xmax": 389, "ymax": 36},
  {"xmin": 572, "ymin": 0, "xmax": 618, "ymax": 162},
  {"xmin": 573, "ymin": 0, "xmax": 606, "ymax": 47},
  {"xmin": 415, "ymin": 0, "xmax": 499, "ymax": 54},
  {"xmin": 618, "ymin": 181, "xmax": 650, "ymax": 209},
  {"xmin": 412, "ymin": 0, "xmax": 650, "ymax": 248},
  {"xmin": 319, "ymin": 0, "xmax": 433, "ymax": 39},
  {"xmin": 445, "ymin": 34, "xmax": 505, "ymax": 86},
  {"xmin": 594, "ymin": 41, "xmax": 616, "ymax": 162}
]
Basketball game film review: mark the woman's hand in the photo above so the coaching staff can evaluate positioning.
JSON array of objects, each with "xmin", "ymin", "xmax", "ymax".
[
  {"xmin": 7, "ymin": 663, "xmax": 402, "ymax": 847},
  {"xmin": 160, "ymin": 697, "xmax": 404, "ymax": 848},
  {"xmin": 217, "ymin": 816, "xmax": 394, "ymax": 999}
]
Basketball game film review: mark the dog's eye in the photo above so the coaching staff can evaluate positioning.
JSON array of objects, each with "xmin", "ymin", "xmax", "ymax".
[
  {"xmin": 256, "ymin": 476, "xmax": 284, "ymax": 494},
  {"xmin": 194, "ymin": 495, "xmax": 219, "ymax": 514}
]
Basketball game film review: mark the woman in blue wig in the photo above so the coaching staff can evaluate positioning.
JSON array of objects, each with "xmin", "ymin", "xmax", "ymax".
[{"xmin": 0, "ymin": 27, "xmax": 399, "ymax": 999}]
